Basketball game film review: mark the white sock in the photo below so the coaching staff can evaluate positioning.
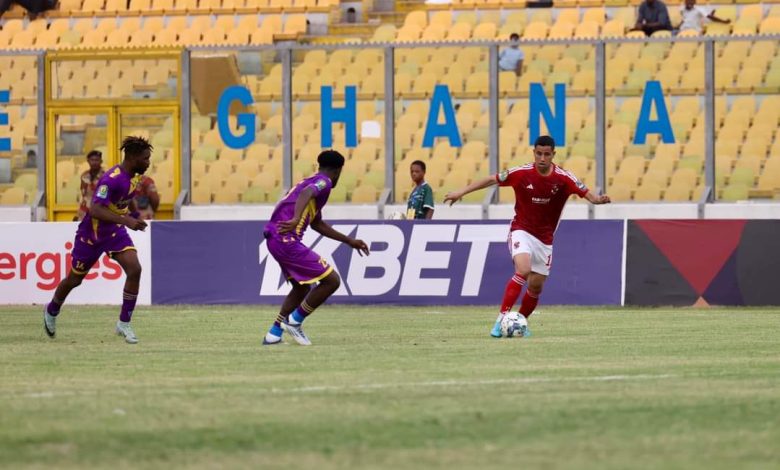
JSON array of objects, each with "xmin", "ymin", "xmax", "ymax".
[
  {"xmin": 495, "ymin": 313, "xmax": 504, "ymax": 322},
  {"xmin": 265, "ymin": 332, "xmax": 281, "ymax": 342}
]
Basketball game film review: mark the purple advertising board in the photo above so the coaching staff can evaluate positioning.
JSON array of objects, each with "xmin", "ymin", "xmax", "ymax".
[{"xmin": 151, "ymin": 220, "xmax": 623, "ymax": 305}]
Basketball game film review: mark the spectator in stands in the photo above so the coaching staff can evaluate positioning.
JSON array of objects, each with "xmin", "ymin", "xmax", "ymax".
[
  {"xmin": 25, "ymin": 150, "xmax": 36, "ymax": 168},
  {"xmin": 76, "ymin": 150, "xmax": 104, "ymax": 222},
  {"xmin": 0, "ymin": 0, "xmax": 58, "ymax": 19},
  {"xmin": 346, "ymin": 7, "xmax": 357, "ymax": 24},
  {"xmin": 133, "ymin": 175, "xmax": 160, "ymax": 220},
  {"xmin": 632, "ymin": 0, "xmax": 672, "ymax": 36},
  {"xmin": 406, "ymin": 160, "xmax": 434, "ymax": 220},
  {"xmin": 678, "ymin": 0, "xmax": 730, "ymax": 34},
  {"xmin": 499, "ymin": 33, "xmax": 524, "ymax": 77}
]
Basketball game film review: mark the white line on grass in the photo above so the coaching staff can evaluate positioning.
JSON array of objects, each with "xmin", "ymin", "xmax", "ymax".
[{"xmin": 17, "ymin": 373, "xmax": 675, "ymax": 399}]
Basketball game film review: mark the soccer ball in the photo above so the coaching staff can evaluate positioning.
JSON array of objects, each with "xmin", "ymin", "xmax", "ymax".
[{"xmin": 501, "ymin": 312, "xmax": 528, "ymax": 338}]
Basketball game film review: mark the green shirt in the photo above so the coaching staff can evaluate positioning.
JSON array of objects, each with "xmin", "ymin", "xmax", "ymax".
[{"xmin": 406, "ymin": 182, "xmax": 434, "ymax": 220}]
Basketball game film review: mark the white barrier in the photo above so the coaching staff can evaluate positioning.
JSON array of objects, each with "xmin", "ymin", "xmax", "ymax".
[{"xmin": 0, "ymin": 223, "xmax": 151, "ymax": 305}]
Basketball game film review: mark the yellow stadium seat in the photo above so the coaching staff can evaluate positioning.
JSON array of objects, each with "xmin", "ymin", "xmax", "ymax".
[
  {"xmin": 404, "ymin": 10, "xmax": 427, "ymax": 29},
  {"xmin": 351, "ymin": 184, "xmax": 377, "ymax": 203},
  {"xmin": 447, "ymin": 22, "xmax": 472, "ymax": 41},
  {"xmin": 128, "ymin": 0, "xmax": 151, "ymax": 13},
  {"xmin": 472, "ymin": 23, "xmax": 497, "ymax": 40},
  {"xmin": 760, "ymin": 18, "xmax": 780, "ymax": 34},
  {"xmin": 1, "ymin": 187, "xmax": 27, "ymax": 205},
  {"xmin": 430, "ymin": 10, "xmax": 452, "ymax": 28},
  {"xmin": 583, "ymin": 7, "xmax": 607, "ymax": 25},
  {"xmin": 522, "ymin": 21, "xmax": 548, "ymax": 40},
  {"xmin": 633, "ymin": 183, "xmax": 663, "ymax": 201},
  {"xmin": 371, "ymin": 24, "xmax": 396, "ymax": 42}
]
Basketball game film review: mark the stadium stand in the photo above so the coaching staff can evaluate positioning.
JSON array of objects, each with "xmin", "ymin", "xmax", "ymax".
[{"xmin": 2, "ymin": 3, "xmax": 780, "ymax": 207}]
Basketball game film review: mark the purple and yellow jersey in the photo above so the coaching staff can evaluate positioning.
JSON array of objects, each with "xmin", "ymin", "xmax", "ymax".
[
  {"xmin": 265, "ymin": 173, "xmax": 332, "ymax": 240},
  {"xmin": 76, "ymin": 164, "xmax": 140, "ymax": 242}
]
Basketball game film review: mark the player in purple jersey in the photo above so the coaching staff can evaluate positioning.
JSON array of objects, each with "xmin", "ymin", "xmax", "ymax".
[
  {"xmin": 43, "ymin": 137, "xmax": 152, "ymax": 344},
  {"xmin": 262, "ymin": 150, "xmax": 370, "ymax": 346}
]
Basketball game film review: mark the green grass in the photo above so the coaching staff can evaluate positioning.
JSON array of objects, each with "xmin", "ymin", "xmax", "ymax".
[{"xmin": 1, "ymin": 305, "xmax": 779, "ymax": 469}]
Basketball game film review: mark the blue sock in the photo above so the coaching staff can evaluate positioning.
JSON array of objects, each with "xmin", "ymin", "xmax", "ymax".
[
  {"xmin": 269, "ymin": 324, "xmax": 283, "ymax": 337},
  {"xmin": 291, "ymin": 308, "xmax": 305, "ymax": 324}
]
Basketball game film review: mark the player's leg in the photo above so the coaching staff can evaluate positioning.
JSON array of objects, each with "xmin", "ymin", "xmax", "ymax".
[
  {"xmin": 282, "ymin": 270, "xmax": 341, "ymax": 346},
  {"xmin": 515, "ymin": 237, "xmax": 552, "ymax": 336},
  {"xmin": 264, "ymin": 280, "xmax": 310, "ymax": 345},
  {"xmin": 111, "ymin": 247, "xmax": 142, "ymax": 344},
  {"xmin": 43, "ymin": 237, "xmax": 98, "ymax": 338},
  {"xmin": 492, "ymin": 232, "xmax": 533, "ymax": 337}
]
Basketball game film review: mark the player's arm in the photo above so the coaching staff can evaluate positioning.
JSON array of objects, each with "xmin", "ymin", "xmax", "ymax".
[
  {"xmin": 90, "ymin": 204, "xmax": 147, "ymax": 231},
  {"xmin": 443, "ymin": 176, "xmax": 497, "ymax": 206},
  {"xmin": 423, "ymin": 186, "xmax": 434, "ymax": 219},
  {"xmin": 584, "ymin": 191, "xmax": 611, "ymax": 205},
  {"xmin": 277, "ymin": 187, "xmax": 315, "ymax": 234},
  {"xmin": 80, "ymin": 178, "xmax": 88, "ymax": 200},
  {"xmin": 147, "ymin": 181, "xmax": 160, "ymax": 212},
  {"xmin": 310, "ymin": 218, "xmax": 370, "ymax": 256}
]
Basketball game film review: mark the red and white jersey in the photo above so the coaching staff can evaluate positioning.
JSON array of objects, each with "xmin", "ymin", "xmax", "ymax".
[{"xmin": 495, "ymin": 163, "xmax": 589, "ymax": 245}]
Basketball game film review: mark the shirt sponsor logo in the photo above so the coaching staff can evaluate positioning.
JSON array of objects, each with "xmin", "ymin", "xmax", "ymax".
[{"xmin": 532, "ymin": 197, "xmax": 551, "ymax": 204}]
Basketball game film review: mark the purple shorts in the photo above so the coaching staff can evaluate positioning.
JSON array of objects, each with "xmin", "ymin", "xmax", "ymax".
[
  {"xmin": 71, "ymin": 229, "xmax": 135, "ymax": 275},
  {"xmin": 265, "ymin": 233, "xmax": 333, "ymax": 284}
]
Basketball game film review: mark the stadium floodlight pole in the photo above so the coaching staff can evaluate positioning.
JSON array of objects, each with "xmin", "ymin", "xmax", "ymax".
[
  {"xmin": 35, "ymin": 51, "xmax": 46, "ymax": 221},
  {"xmin": 384, "ymin": 45, "xmax": 395, "ymax": 210},
  {"xmin": 594, "ymin": 41, "xmax": 606, "ymax": 221},
  {"xmin": 281, "ymin": 47, "xmax": 293, "ymax": 194},
  {"xmin": 703, "ymin": 38, "xmax": 716, "ymax": 207},
  {"xmin": 179, "ymin": 48, "xmax": 192, "ymax": 213}
]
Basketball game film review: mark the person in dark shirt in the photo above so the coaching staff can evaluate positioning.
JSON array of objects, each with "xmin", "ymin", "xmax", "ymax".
[{"xmin": 632, "ymin": 0, "xmax": 672, "ymax": 36}]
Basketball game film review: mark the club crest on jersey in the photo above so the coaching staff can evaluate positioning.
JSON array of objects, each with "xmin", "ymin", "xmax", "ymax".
[
  {"xmin": 498, "ymin": 170, "xmax": 508, "ymax": 182},
  {"xmin": 551, "ymin": 185, "xmax": 560, "ymax": 195},
  {"xmin": 315, "ymin": 180, "xmax": 327, "ymax": 191},
  {"xmin": 96, "ymin": 184, "xmax": 108, "ymax": 199}
]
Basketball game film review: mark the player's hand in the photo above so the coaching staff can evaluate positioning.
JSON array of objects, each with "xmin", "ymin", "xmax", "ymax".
[
  {"xmin": 598, "ymin": 195, "xmax": 611, "ymax": 204},
  {"xmin": 125, "ymin": 217, "xmax": 147, "ymax": 231},
  {"xmin": 277, "ymin": 218, "xmax": 300, "ymax": 234},
  {"xmin": 349, "ymin": 239, "xmax": 370, "ymax": 257},
  {"xmin": 443, "ymin": 191, "xmax": 463, "ymax": 206}
]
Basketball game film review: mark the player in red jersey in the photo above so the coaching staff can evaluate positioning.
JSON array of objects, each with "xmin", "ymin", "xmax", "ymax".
[{"xmin": 444, "ymin": 135, "xmax": 611, "ymax": 337}]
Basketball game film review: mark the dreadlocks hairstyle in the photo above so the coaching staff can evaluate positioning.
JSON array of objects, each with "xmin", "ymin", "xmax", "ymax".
[{"xmin": 120, "ymin": 136, "xmax": 154, "ymax": 158}]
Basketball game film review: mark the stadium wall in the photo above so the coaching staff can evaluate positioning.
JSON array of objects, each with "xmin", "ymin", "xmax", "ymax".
[
  {"xmin": 3, "ymin": 220, "xmax": 779, "ymax": 306},
  {"xmin": 0, "ymin": 223, "xmax": 152, "ymax": 305}
]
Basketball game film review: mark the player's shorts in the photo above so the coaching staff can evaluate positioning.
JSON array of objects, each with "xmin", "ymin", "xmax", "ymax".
[
  {"xmin": 71, "ymin": 229, "xmax": 135, "ymax": 275},
  {"xmin": 264, "ymin": 232, "xmax": 334, "ymax": 284},
  {"xmin": 507, "ymin": 230, "xmax": 553, "ymax": 276}
]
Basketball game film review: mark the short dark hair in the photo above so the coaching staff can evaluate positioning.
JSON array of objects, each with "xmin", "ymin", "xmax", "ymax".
[
  {"xmin": 510, "ymin": 33, "xmax": 520, "ymax": 41},
  {"xmin": 410, "ymin": 160, "xmax": 426, "ymax": 172},
  {"xmin": 317, "ymin": 149, "xmax": 345, "ymax": 169},
  {"xmin": 86, "ymin": 150, "xmax": 102, "ymax": 159},
  {"xmin": 120, "ymin": 136, "xmax": 153, "ymax": 158},
  {"xmin": 534, "ymin": 135, "xmax": 556, "ymax": 150}
]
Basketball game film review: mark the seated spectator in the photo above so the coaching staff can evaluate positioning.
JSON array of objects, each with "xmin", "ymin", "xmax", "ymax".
[
  {"xmin": 0, "ymin": 0, "xmax": 58, "ymax": 19},
  {"xmin": 632, "ymin": 0, "xmax": 672, "ymax": 36},
  {"xmin": 133, "ymin": 175, "xmax": 160, "ymax": 220},
  {"xmin": 499, "ymin": 33, "xmax": 524, "ymax": 77},
  {"xmin": 678, "ymin": 0, "xmax": 730, "ymax": 34},
  {"xmin": 76, "ymin": 150, "xmax": 104, "ymax": 222}
]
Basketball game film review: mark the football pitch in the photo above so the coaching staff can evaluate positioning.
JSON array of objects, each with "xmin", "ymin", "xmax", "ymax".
[{"xmin": 1, "ymin": 305, "xmax": 779, "ymax": 469}]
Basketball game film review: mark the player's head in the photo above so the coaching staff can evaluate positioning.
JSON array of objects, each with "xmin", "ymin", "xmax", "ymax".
[
  {"xmin": 684, "ymin": 0, "xmax": 695, "ymax": 8},
  {"xmin": 509, "ymin": 33, "xmax": 520, "ymax": 46},
  {"xmin": 410, "ymin": 160, "xmax": 426, "ymax": 185},
  {"xmin": 86, "ymin": 150, "xmax": 103, "ymax": 171},
  {"xmin": 120, "ymin": 136, "xmax": 153, "ymax": 175},
  {"xmin": 317, "ymin": 149, "xmax": 345, "ymax": 187},
  {"xmin": 533, "ymin": 135, "xmax": 556, "ymax": 174}
]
